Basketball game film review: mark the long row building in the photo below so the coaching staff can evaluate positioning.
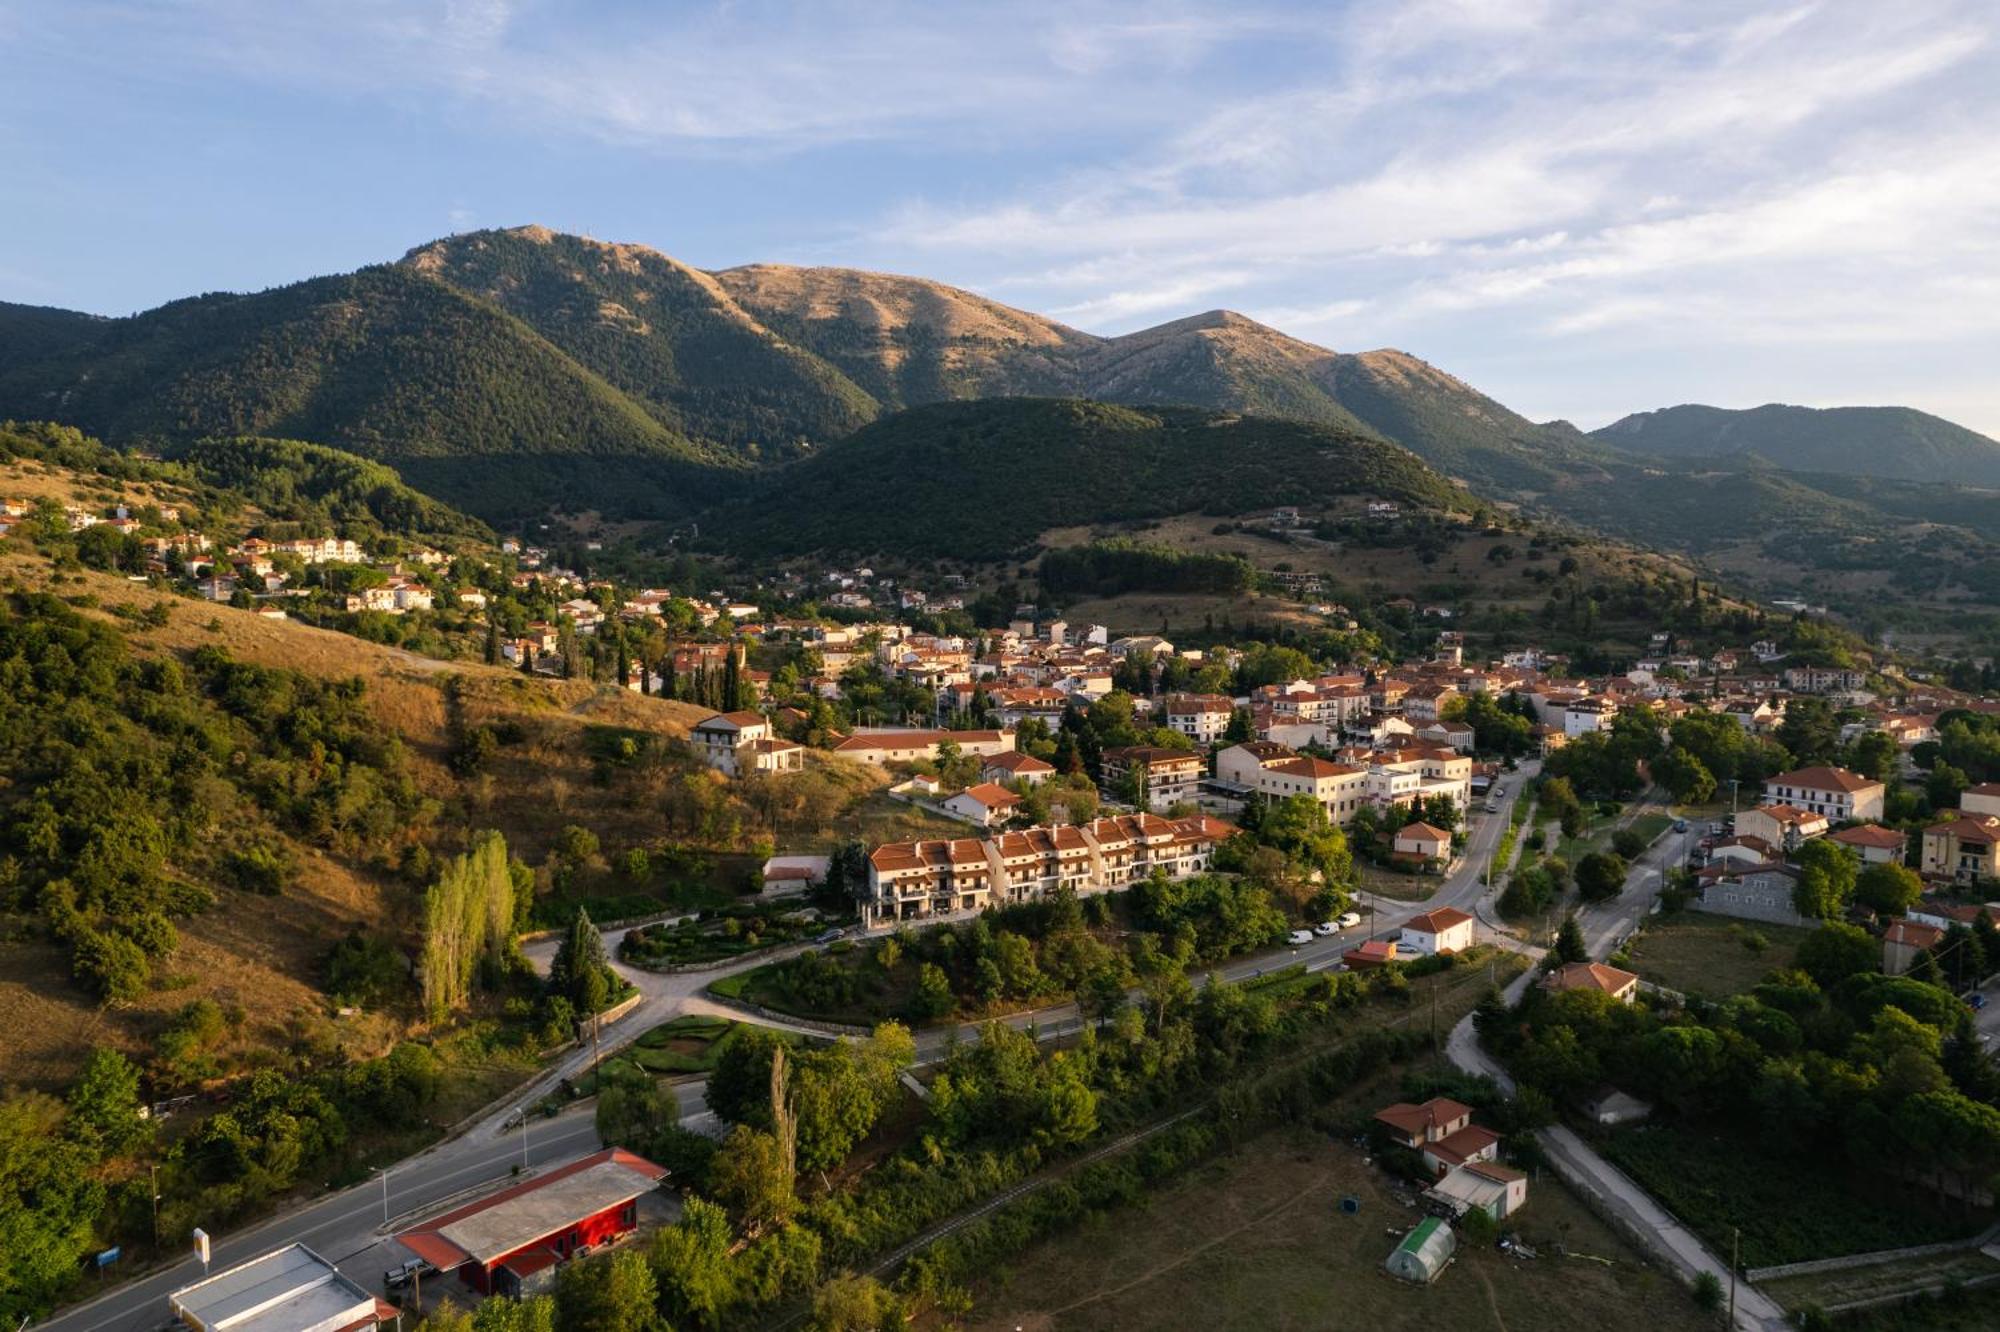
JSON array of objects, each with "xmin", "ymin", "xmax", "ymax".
[{"xmin": 864, "ymin": 813, "xmax": 1235, "ymax": 927}]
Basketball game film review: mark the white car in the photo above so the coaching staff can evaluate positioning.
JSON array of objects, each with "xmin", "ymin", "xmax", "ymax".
[
  {"xmin": 1286, "ymin": 929, "xmax": 1315, "ymax": 946},
  {"xmin": 1314, "ymin": 920, "xmax": 1339, "ymax": 936},
  {"xmin": 1337, "ymin": 911, "xmax": 1363, "ymax": 930}
]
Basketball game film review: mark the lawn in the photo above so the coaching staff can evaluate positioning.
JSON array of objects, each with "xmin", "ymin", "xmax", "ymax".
[
  {"xmin": 1596, "ymin": 1123, "xmax": 1986, "ymax": 1270},
  {"xmin": 1621, "ymin": 913, "xmax": 1814, "ymax": 998},
  {"xmin": 963, "ymin": 1121, "xmax": 1712, "ymax": 1332},
  {"xmin": 564, "ymin": 1016, "xmax": 763, "ymax": 1100}
]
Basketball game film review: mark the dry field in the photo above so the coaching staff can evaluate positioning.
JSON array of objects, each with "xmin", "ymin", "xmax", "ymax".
[{"xmin": 965, "ymin": 1121, "xmax": 1711, "ymax": 1332}]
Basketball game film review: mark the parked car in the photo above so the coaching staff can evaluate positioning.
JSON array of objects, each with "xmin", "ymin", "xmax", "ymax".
[
  {"xmin": 813, "ymin": 928, "xmax": 844, "ymax": 944},
  {"xmin": 1971, "ymin": 993, "xmax": 1988, "ymax": 1011},
  {"xmin": 1337, "ymin": 911, "xmax": 1363, "ymax": 930},
  {"xmin": 384, "ymin": 1258, "xmax": 432, "ymax": 1290},
  {"xmin": 1673, "ymin": 819, "xmax": 1688, "ymax": 833},
  {"xmin": 1314, "ymin": 920, "xmax": 1339, "ymax": 936},
  {"xmin": 1286, "ymin": 929, "xmax": 1314, "ymax": 946}
]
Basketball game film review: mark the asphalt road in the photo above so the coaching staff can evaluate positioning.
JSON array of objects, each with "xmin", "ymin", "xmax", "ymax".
[{"xmin": 43, "ymin": 766, "xmax": 1543, "ymax": 1331}]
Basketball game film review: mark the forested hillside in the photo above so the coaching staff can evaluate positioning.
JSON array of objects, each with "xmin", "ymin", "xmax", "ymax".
[
  {"xmin": 0, "ymin": 267, "xmax": 737, "ymax": 520},
  {"xmin": 702, "ymin": 398, "xmax": 1481, "ymax": 560}
]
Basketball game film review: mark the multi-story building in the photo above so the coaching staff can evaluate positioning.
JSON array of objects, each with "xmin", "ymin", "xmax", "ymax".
[
  {"xmin": 862, "ymin": 814, "xmax": 1235, "ymax": 926},
  {"xmin": 1162, "ymin": 694, "xmax": 1234, "ymax": 745},
  {"xmin": 1763, "ymin": 766, "xmax": 1886, "ymax": 823},
  {"xmin": 691, "ymin": 711, "xmax": 803, "ymax": 777},
  {"xmin": 1921, "ymin": 812, "xmax": 2000, "ymax": 884},
  {"xmin": 1101, "ymin": 745, "xmax": 1204, "ymax": 811}
]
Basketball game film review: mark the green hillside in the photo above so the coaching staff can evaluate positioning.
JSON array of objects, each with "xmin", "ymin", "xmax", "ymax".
[
  {"xmin": 702, "ymin": 398, "xmax": 1481, "ymax": 560},
  {"xmin": 0, "ymin": 300, "xmax": 106, "ymax": 365},
  {"xmin": 0, "ymin": 266, "xmax": 737, "ymax": 520},
  {"xmin": 1593, "ymin": 403, "xmax": 2000, "ymax": 486}
]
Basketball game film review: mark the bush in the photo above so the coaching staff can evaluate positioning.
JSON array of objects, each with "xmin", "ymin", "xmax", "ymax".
[
  {"xmin": 1691, "ymin": 1270, "xmax": 1723, "ymax": 1310},
  {"xmin": 1612, "ymin": 827, "xmax": 1648, "ymax": 859}
]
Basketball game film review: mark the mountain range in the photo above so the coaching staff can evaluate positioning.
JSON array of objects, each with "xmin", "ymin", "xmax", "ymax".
[
  {"xmin": 2, "ymin": 223, "xmax": 1996, "ymax": 630},
  {"xmin": 0, "ymin": 226, "xmax": 1618, "ymax": 515}
]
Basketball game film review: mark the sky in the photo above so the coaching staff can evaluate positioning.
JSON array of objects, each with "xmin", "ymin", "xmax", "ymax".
[{"xmin": 4, "ymin": 0, "xmax": 1999, "ymax": 433}]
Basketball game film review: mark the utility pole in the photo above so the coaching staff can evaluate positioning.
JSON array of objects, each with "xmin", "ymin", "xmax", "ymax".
[
  {"xmin": 379, "ymin": 1167, "xmax": 389, "ymax": 1225},
  {"xmin": 150, "ymin": 1164, "xmax": 161, "ymax": 1250}
]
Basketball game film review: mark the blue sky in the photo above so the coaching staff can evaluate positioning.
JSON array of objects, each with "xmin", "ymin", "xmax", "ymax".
[{"xmin": 5, "ymin": 0, "xmax": 1999, "ymax": 433}]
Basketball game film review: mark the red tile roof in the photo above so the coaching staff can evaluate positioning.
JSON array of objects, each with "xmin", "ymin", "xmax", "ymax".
[
  {"xmin": 1769, "ymin": 765, "xmax": 1881, "ymax": 794},
  {"xmin": 1405, "ymin": 907, "xmax": 1474, "ymax": 934}
]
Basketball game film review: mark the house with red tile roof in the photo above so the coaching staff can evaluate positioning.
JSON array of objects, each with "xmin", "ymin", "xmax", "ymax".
[
  {"xmin": 1542, "ymin": 961, "xmax": 1640, "ymax": 1002},
  {"xmin": 1400, "ymin": 906, "xmax": 1475, "ymax": 955}
]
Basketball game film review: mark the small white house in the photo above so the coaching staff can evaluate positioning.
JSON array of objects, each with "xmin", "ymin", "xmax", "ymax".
[
  {"xmin": 1400, "ymin": 907, "xmax": 1476, "ymax": 956},
  {"xmin": 942, "ymin": 782, "xmax": 1022, "ymax": 828}
]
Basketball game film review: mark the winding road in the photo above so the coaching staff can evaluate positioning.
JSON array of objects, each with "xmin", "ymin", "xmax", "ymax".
[{"xmin": 42, "ymin": 764, "xmax": 1638, "ymax": 1332}]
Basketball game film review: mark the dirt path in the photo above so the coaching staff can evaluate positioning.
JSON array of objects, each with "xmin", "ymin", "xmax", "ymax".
[{"xmin": 1473, "ymin": 1262, "xmax": 1510, "ymax": 1331}]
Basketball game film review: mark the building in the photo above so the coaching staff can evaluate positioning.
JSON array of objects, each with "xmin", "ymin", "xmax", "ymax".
[
  {"xmin": 1392, "ymin": 821, "xmax": 1453, "ymax": 866},
  {"xmin": 1384, "ymin": 1216, "xmax": 1456, "ymax": 1284},
  {"xmin": 1162, "ymin": 694, "xmax": 1234, "ymax": 745},
  {"xmin": 1421, "ymin": 1122, "xmax": 1502, "ymax": 1177},
  {"xmin": 1343, "ymin": 938, "xmax": 1398, "ymax": 969},
  {"xmin": 1827, "ymin": 823, "xmax": 1907, "ymax": 865},
  {"xmin": 760, "ymin": 855, "xmax": 829, "ymax": 895},
  {"xmin": 1400, "ymin": 906, "xmax": 1475, "ymax": 956},
  {"xmin": 395, "ymin": 1149, "xmax": 668, "ymax": 1297},
  {"xmin": 943, "ymin": 782, "xmax": 1022, "ymax": 828},
  {"xmin": 1965, "ymin": 784, "xmax": 2000, "ymax": 819},
  {"xmin": 1692, "ymin": 860, "xmax": 1808, "ymax": 926},
  {"xmin": 862, "ymin": 814, "xmax": 1235, "ymax": 926},
  {"xmin": 169, "ymin": 1244, "xmax": 396, "ymax": 1332},
  {"xmin": 1374, "ymin": 1097, "xmax": 1474, "ymax": 1149},
  {"xmin": 1542, "ymin": 961, "xmax": 1639, "ymax": 1003},
  {"xmin": 830, "ymin": 729, "xmax": 1015, "ymax": 766},
  {"xmin": 1762, "ymin": 766, "xmax": 1886, "ymax": 824},
  {"xmin": 1101, "ymin": 745, "xmax": 1204, "ymax": 812},
  {"xmin": 981, "ymin": 751, "xmax": 1055, "ymax": 787},
  {"xmin": 1213, "ymin": 742, "xmax": 1369, "ymax": 823},
  {"xmin": 1883, "ymin": 918, "xmax": 1947, "ymax": 976},
  {"xmin": 1921, "ymin": 813, "xmax": 2000, "ymax": 884},
  {"xmin": 1426, "ymin": 1161, "xmax": 1529, "ymax": 1221},
  {"xmin": 692, "ymin": 712, "xmax": 770, "ymax": 776},
  {"xmin": 1734, "ymin": 803, "xmax": 1829, "ymax": 851}
]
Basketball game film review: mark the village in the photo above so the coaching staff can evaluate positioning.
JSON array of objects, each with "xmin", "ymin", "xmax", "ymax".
[{"xmin": 16, "ymin": 492, "xmax": 2000, "ymax": 1332}]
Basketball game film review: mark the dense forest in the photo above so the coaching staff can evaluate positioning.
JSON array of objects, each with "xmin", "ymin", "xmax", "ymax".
[{"xmin": 702, "ymin": 399, "xmax": 1481, "ymax": 560}]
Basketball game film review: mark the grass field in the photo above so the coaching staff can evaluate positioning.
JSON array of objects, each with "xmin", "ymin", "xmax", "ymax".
[
  {"xmin": 963, "ymin": 1120, "xmax": 1711, "ymax": 1332},
  {"xmin": 1622, "ymin": 913, "xmax": 1814, "ymax": 998}
]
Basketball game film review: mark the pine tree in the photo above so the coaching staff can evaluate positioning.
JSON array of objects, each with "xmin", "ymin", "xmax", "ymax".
[
  {"xmin": 551, "ymin": 907, "xmax": 612, "ymax": 1013},
  {"xmin": 1554, "ymin": 914, "xmax": 1588, "ymax": 965}
]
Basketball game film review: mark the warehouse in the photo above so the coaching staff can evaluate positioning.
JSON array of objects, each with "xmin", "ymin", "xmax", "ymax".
[{"xmin": 394, "ymin": 1148, "xmax": 668, "ymax": 1296}]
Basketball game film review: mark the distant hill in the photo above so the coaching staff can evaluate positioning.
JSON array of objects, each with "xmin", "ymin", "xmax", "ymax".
[
  {"xmin": 1593, "ymin": 403, "xmax": 2000, "ymax": 486},
  {"xmin": 702, "ymin": 397, "xmax": 1482, "ymax": 561}
]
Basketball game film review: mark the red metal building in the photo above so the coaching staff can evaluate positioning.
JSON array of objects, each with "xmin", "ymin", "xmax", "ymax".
[{"xmin": 395, "ymin": 1148, "xmax": 668, "ymax": 1296}]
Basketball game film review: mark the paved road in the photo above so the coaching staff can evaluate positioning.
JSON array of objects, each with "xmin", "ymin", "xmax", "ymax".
[
  {"xmin": 1443, "ymin": 804, "xmax": 1791, "ymax": 1332},
  {"xmin": 44, "ymin": 769, "xmax": 1544, "ymax": 1330}
]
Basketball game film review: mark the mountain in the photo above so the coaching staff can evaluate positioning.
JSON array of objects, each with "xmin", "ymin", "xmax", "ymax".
[
  {"xmin": 0, "ymin": 227, "xmax": 1617, "ymax": 518},
  {"xmin": 402, "ymin": 228, "xmax": 877, "ymax": 457},
  {"xmin": 1593, "ymin": 403, "xmax": 2000, "ymax": 486},
  {"xmin": 702, "ymin": 397, "xmax": 1482, "ymax": 561},
  {"xmin": 0, "ymin": 265, "xmax": 738, "ymax": 520}
]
